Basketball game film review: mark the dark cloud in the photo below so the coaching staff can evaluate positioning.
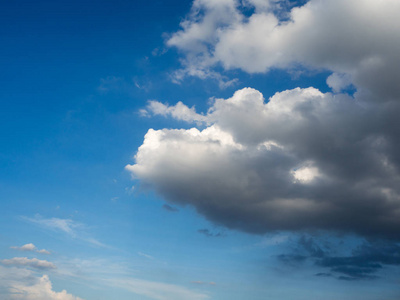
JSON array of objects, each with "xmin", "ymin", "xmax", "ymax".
[{"xmin": 279, "ymin": 236, "xmax": 400, "ymax": 280}]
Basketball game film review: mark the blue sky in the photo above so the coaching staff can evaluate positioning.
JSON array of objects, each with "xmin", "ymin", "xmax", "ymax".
[{"xmin": 1, "ymin": 0, "xmax": 400, "ymax": 299}]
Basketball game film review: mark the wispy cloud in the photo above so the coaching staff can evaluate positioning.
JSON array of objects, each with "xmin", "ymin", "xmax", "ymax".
[
  {"xmin": 22, "ymin": 215, "xmax": 107, "ymax": 248},
  {"xmin": 138, "ymin": 252, "xmax": 154, "ymax": 260},
  {"xmin": 106, "ymin": 277, "xmax": 209, "ymax": 300},
  {"xmin": 191, "ymin": 281, "xmax": 216, "ymax": 286}
]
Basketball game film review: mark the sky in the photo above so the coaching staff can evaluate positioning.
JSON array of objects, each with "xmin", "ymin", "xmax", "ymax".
[{"xmin": 1, "ymin": 0, "xmax": 400, "ymax": 299}]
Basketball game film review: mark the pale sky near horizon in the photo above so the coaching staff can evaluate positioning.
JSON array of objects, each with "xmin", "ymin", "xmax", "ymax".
[{"xmin": 1, "ymin": 0, "xmax": 400, "ymax": 299}]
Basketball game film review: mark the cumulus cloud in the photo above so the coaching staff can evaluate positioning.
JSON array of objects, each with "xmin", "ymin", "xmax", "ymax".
[
  {"xmin": 0, "ymin": 266, "xmax": 83, "ymax": 300},
  {"xmin": 11, "ymin": 244, "xmax": 50, "ymax": 255},
  {"xmin": 1, "ymin": 257, "xmax": 56, "ymax": 271},
  {"xmin": 128, "ymin": 87, "xmax": 400, "ymax": 239},
  {"xmin": 168, "ymin": 0, "xmax": 400, "ymax": 98}
]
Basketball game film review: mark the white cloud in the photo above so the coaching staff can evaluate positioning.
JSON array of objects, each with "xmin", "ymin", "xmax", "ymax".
[
  {"xmin": 1, "ymin": 257, "xmax": 56, "ymax": 270},
  {"xmin": 12, "ymin": 244, "xmax": 36, "ymax": 251},
  {"xmin": 168, "ymin": 0, "xmax": 400, "ymax": 98},
  {"xmin": 127, "ymin": 87, "xmax": 400, "ymax": 238},
  {"xmin": 0, "ymin": 266, "xmax": 83, "ymax": 300},
  {"xmin": 24, "ymin": 217, "xmax": 79, "ymax": 236},
  {"xmin": 9, "ymin": 274, "xmax": 83, "ymax": 300},
  {"xmin": 137, "ymin": 252, "xmax": 154, "ymax": 260},
  {"xmin": 291, "ymin": 164, "xmax": 321, "ymax": 184},
  {"xmin": 145, "ymin": 100, "xmax": 207, "ymax": 123},
  {"xmin": 11, "ymin": 244, "xmax": 50, "ymax": 255}
]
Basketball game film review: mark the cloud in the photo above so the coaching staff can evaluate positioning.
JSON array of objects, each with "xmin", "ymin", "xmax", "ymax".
[
  {"xmin": 106, "ymin": 277, "xmax": 209, "ymax": 300},
  {"xmin": 127, "ymin": 86, "xmax": 400, "ymax": 240},
  {"xmin": 24, "ymin": 217, "xmax": 79, "ymax": 236},
  {"xmin": 144, "ymin": 100, "xmax": 207, "ymax": 123},
  {"xmin": 162, "ymin": 204, "xmax": 179, "ymax": 212},
  {"xmin": 47, "ymin": 257, "xmax": 208, "ymax": 300},
  {"xmin": 258, "ymin": 234, "xmax": 290, "ymax": 247},
  {"xmin": 191, "ymin": 281, "xmax": 216, "ymax": 286},
  {"xmin": 22, "ymin": 216, "xmax": 106, "ymax": 248},
  {"xmin": 278, "ymin": 236, "xmax": 400, "ymax": 280},
  {"xmin": 0, "ymin": 266, "xmax": 83, "ymax": 300},
  {"xmin": 10, "ymin": 274, "xmax": 83, "ymax": 300},
  {"xmin": 1, "ymin": 257, "xmax": 56, "ymax": 271},
  {"xmin": 168, "ymin": 0, "xmax": 400, "ymax": 98},
  {"xmin": 326, "ymin": 73, "xmax": 353, "ymax": 93},
  {"xmin": 137, "ymin": 252, "xmax": 154, "ymax": 260},
  {"xmin": 197, "ymin": 229, "xmax": 223, "ymax": 238},
  {"xmin": 11, "ymin": 244, "xmax": 51, "ymax": 255},
  {"xmin": 129, "ymin": 0, "xmax": 400, "ymax": 282}
]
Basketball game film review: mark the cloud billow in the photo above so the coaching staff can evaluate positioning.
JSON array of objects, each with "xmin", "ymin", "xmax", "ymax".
[
  {"xmin": 168, "ymin": 0, "xmax": 400, "ymax": 98},
  {"xmin": 127, "ymin": 86, "xmax": 400, "ymax": 240}
]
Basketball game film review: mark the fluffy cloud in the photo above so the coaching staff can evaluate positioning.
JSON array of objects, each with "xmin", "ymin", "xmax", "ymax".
[
  {"xmin": 9, "ymin": 275, "xmax": 83, "ymax": 300},
  {"xmin": 129, "ymin": 87, "xmax": 400, "ymax": 239},
  {"xmin": 11, "ymin": 244, "xmax": 50, "ymax": 255},
  {"xmin": 0, "ymin": 266, "xmax": 83, "ymax": 300},
  {"xmin": 1, "ymin": 257, "xmax": 56, "ymax": 271},
  {"xmin": 168, "ymin": 0, "xmax": 400, "ymax": 98}
]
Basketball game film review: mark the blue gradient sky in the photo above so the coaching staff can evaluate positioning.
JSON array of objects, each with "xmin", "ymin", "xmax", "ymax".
[{"xmin": 1, "ymin": 1, "xmax": 400, "ymax": 299}]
